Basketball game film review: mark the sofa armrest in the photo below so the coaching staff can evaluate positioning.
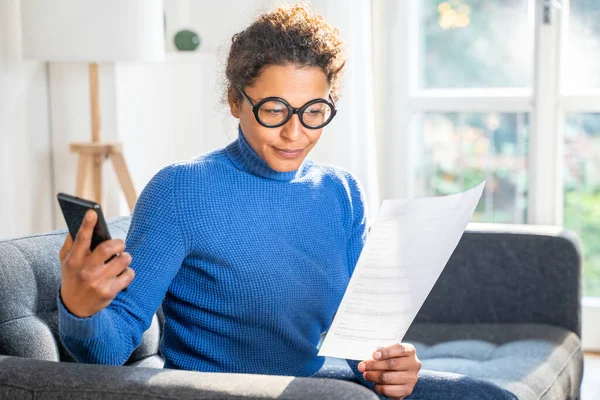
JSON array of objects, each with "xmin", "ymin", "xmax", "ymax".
[
  {"xmin": 413, "ymin": 223, "xmax": 582, "ymax": 336},
  {"xmin": 0, "ymin": 355, "xmax": 378, "ymax": 400}
]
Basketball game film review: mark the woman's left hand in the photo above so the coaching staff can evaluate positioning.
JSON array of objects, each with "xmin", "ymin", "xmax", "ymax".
[{"xmin": 357, "ymin": 343, "xmax": 421, "ymax": 399}]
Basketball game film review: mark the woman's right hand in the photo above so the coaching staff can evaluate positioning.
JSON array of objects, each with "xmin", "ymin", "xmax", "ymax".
[{"xmin": 59, "ymin": 210, "xmax": 135, "ymax": 318}]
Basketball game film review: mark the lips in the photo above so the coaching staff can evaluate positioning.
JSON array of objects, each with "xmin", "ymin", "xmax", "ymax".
[{"xmin": 273, "ymin": 146, "xmax": 305, "ymax": 159}]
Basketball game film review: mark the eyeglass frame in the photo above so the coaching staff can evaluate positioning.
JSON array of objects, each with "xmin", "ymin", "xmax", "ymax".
[{"xmin": 238, "ymin": 89, "xmax": 337, "ymax": 129}]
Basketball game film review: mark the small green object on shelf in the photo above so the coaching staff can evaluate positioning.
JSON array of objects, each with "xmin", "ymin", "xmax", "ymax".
[{"xmin": 174, "ymin": 29, "xmax": 200, "ymax": 51}]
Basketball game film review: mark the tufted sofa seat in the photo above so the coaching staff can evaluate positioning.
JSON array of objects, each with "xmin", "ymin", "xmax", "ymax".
[{"xmin": 406, "ymin": 323, "xmax": 582, "ymax": 399}]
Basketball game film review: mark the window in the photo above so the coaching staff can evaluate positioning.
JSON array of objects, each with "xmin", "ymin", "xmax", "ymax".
[
  {"xmin": 378, "ymin": 0, "xmax": 600, "ymax": 347},
  {"xmin": 412, "ymin": 0, "xmax": 534, "ymax": 225},
  {"xmin": 419, "ymin": 0, "xmax": 531, "ymax": 89},
  {"xmin": 416, "ymin": 112, "xmax": 529, "ymax": 223},
  {"xmin": 563, "ymin": 0, "xmax": 600, "ymax": 90}
]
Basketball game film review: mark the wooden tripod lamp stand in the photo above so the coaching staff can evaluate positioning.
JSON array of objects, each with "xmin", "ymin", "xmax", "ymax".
[
  {"xmin": 20, "ymin": 0, "xmax": 166, "ymax": 212},
  {"xmin": 70, "ymin": 64, "xmax": 138, "ymax": 211}
]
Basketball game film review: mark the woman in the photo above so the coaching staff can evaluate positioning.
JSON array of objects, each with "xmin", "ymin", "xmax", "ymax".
[{"xmin": 58, "ymin": 4, "xmax": 516, "ymax": 400}]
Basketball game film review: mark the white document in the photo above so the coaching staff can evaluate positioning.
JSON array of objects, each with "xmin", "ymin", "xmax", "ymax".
[{"xmin": 318, "ymin": 181, "xmax": 486, "ymax": 361}]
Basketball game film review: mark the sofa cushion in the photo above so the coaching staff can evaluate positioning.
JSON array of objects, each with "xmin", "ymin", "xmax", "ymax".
[
  {"xmin": 0, "ymin": 216, "xmax": 161, "ymax": 365},
  {"xmin": 416, "ymin": 228, "xmax": 582, "ymax": 337},
  {"xmin": 404, "ymin": 322, "xmax": 583, "ymax": 400}
]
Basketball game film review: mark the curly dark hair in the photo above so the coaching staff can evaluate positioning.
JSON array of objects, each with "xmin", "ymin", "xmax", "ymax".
[{"xmin": 225, "ymin": 3, "xmax": 346, "ymax": 103}]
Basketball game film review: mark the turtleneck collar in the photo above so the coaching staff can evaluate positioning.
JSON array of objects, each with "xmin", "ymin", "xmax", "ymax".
[{"xmin": 225, "ymin": 126, "xmax": 306, "ymax": 181}]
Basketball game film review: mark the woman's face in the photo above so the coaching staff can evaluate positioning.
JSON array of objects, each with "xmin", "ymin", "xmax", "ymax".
[{"xmin": 229, "ymin": 64, "xmax": 331, "ymax": 172}]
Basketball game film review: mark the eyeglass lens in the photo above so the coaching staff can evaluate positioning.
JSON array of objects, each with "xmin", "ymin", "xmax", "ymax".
[{"xmin": 257, "ymin": 100, "xmax": 333, "ymax": 127}]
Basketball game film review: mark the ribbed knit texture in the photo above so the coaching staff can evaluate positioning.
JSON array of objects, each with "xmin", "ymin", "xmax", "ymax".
[{"xmin": 58, "ymin": 127, "xmax": 367, "ymax": 377}]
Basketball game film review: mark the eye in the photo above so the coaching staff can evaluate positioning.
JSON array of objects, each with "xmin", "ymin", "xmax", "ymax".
[
  {"xmin": 263, "ymin": 108, "xmax": 285, "ymax": 114},
  {"xmin": 259, "ymin": 100, "xmax": 287, "ymax": 116},
  {"xmin": 306, "ymin": 105, "xmax": 326, "ymax": 114}
]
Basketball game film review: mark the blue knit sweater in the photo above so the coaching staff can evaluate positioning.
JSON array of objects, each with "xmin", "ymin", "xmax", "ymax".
[{"xmin": 58, "ymin": 128, "xmax": 367, "ymax": 377}]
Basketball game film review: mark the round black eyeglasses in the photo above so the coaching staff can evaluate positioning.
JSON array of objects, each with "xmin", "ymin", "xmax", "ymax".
[{"xmin": 239, "ymin": 89, "xmax": 337, "ymax": 129}]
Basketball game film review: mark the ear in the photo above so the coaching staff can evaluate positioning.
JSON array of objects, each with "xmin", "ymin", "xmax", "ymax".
[{"xmin": 228, "ymin": 87, "xmax": 240, "ymax": 119}]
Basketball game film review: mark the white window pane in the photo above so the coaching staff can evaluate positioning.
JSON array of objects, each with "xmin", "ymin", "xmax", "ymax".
[
  {"xmin": 419, "ymin": 0, "xmax": 532, "ymax": 89},
  {"xmin": 415, "ymin": 112, "xmax": 529, "ymax": 223},
  {"xmin": 564, "ymin": 113, "xmax": 600, "ymax": 297},
  {"xmin": 564, "ymin": 1, "xmax": 600, "ymax": 90}
]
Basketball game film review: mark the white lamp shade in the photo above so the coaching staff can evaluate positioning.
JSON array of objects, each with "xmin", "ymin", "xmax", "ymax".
[{"xmin": 20, "ymin": 0, "xmax": 165, "ymax": 62}]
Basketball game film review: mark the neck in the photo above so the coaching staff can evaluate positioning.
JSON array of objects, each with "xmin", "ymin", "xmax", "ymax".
[{"xmin": 225, "ymin": 126, "xmax": 305, "ymax": 181}]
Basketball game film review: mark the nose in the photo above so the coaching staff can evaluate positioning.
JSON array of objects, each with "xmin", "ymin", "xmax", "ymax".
[{"xmin": 280, "ymin": 112, "xmax": 303, "ymax": 141}]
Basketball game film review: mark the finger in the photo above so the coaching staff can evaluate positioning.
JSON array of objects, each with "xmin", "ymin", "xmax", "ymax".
[
  {"xmin": 103, "ymin": 252, "xmax": 132, "ymax": 279},
  {"xmin": 362, "ymin": 370, "xmax": 415, "ymax": 385},
  {"xmin": 59, "ymin": 233, "xmax": 73, "ymax": 263},
  {"xmin": 109, "ymin": 267, "xmax": 135, "ymax": 293},
  {"xmin": 361, "ymin": 356, "xmax": 414, "ymax": 372},
  {"xmin": 360, "ymin": 344, "xmax": 416, "ymax": 371},
  {"xmin": 70, "ymin": 210, "xmax": 97, "ymax": 261},
  {"xmin": 78, "ymin": 241, "xmax": 127, "ymax": 283},
  {"xmin": 88, "ymin": 239, "xmax": 126, "ymax": 266},
  {"xmin": 375, "ymin": 343, "xmax": 416, "ymax": 360},
  {"xmin": 358, "ymin": 344, "xmax": 414, "ymax": 372},
  {"xmin": 374, "ymin": 383, "xmax": 414, "ymax": 400}
]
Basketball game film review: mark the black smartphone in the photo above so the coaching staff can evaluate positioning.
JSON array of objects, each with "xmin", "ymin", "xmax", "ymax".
[
  {"xmin": 57, "ymin": 193, "xmax": 111, "ymax": 251},
  {"xmin": 57, "ymin": 193, "xmax": 128, "ymax": 291}
]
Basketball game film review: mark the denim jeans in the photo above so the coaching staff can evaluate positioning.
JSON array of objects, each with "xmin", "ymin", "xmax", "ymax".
[{"xmin": 312, "ymin": 359, "xmax": 518, "ymax": 400}]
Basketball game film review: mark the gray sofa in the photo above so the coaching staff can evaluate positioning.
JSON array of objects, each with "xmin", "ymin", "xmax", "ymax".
[{"xmin": 0, "ymin": 216, "xmax": 583, "ymax": 399}]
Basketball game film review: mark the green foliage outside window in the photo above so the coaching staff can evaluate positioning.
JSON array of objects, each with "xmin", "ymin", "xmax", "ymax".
[{"xmin": 564, "ymin": 190, "xmax": 600, "ymax": 297}]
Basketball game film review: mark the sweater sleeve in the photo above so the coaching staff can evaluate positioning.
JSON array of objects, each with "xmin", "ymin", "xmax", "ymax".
[{"xmin": 58, "ymin": 165, "xmax": 187, "ymax": 365}]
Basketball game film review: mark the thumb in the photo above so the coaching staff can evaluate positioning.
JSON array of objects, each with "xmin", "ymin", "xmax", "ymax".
[{"xmin": 70, "ymin": 210, "xmax": 97, "ymax": 261}]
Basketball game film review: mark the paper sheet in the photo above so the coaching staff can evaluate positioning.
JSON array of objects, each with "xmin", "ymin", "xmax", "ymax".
[{"xmin": 318, "ymin": 181, "xmax": 486, "ymax": 361}]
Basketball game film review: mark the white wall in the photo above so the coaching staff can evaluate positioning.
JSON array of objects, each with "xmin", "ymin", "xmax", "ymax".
[
  {"xmin": 115, "ymin": 53, "xmax": 230, "ymax": 203},
  {"xmin": 165, "ymin": 0, "xmax": 262, "ymax": 53},
  {"xmin": 0, "ymin": 0, "xmax": 53, "ymax": 240}
]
